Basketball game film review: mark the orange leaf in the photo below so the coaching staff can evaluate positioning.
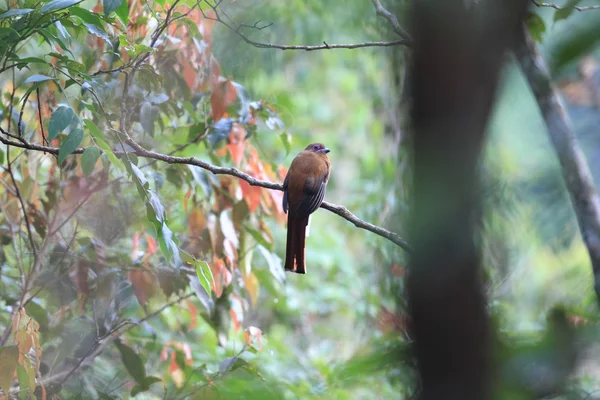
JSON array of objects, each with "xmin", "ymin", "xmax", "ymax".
[
  {"xmin": 229, "ymin": 309, "xmax": 241, "ymax": 332},
  {"xmin": 227, "ymin": 123, "xmax": 246, "ymax": 167},
  {"xmin": 186, "ymin": 299, "xmax": 198, "ymax": 329},
  {"xmin": 182, "ymin": 59, "xmax": 196, "ymax": 90},
  {"xmin": 145, "ymin": 234, "xmax": 158, "ymax": 256},
  {"xmin": 244, "ymin": 326, "xmax": 263, "ymax": 351},
  {"xmin": 129, "ymin": 268, "xmax": 157, "ymax": 306},
  {"xmin": 15, "ymin": 330, "xmax": 33, "ymax": 354},
  {"xmin": 184, "ymin": 187, "xmax": 192, "ymax": 213},
  {"xmin": 210, "ymin": 55, "xmax": 238, "ymax": 121},
  {"xmin": 189, "ymin": 208, "xmax": 207, "ymax": 236},
  {"xmin": 243, "ymin": 271, "xmax": 259, "ymax": 307},
  {"xmin": 240, "ymin": 180, "xmax": 261, "ymax": 213}
]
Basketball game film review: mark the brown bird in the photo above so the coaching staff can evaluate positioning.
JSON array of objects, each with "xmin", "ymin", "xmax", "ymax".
[{"xmin": 282, "ymin": 143, "xmax": 331, "ymax": 274}]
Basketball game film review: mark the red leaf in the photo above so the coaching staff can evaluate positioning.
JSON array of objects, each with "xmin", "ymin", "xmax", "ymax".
[
  {"xmin": 227, "ymin": 123, "xmax": 246, "ymax": 167},
  {"xmin": 230, "ymin": 309, "xmax": 240, "ymax": 332},
  {"xmin": 189, "ymin": 208, "xmax": 207, "ymax": 236},
  {"xmin": 129, "ymin": 268, "xmax": 157, "ymax": 306},
  {"xmin": 210, "ymin": 55, "xmax": 238, "ymax": 121},
  {"xmin": 145, "ymin": 234, "xmax": 158, "ymax": 256},
  {"xmin": 182, "ymin": 59, "xmax": 196, "ymax": 90},
  {"xmin": 240, "ymin": 180, "xmax": 261, "ymax": 213}
]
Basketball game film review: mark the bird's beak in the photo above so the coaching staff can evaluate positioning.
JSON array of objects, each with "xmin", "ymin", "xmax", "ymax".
[{"xmin": 323, "ymin": 148, "xmax": 331, "ymax": 154}]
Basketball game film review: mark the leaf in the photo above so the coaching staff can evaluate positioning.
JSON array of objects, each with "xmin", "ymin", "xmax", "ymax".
[
  {"xmin": 24, "ymin": 74, "xmax": 54, "ymax": 84},
  {"xmin": 195, "ymin": 260, "xmax": 214, "ymax": 296},
  {"xmin": 115, "ymin": 340, "xmax": 146, "ymax": 385},
  {"xmin": 208, "ymin": 118, "xmax": 233, "ymax": 148},
  {"xmin": 130, "ymin": 269, "xmax": 156, "ymax": 306},
  {"xmin": 69, "ymin": 6, "xmax": 105, "ymax": 27},
  {"xmin": 81, "ymin": 147, "xmax": 100, "ymax": 177},
  {"xmin": 54, "ymin": 20, "xmax": 71, "ymax": 47},
  {"xmin": 103, "ymin": 0, "xmax": 123, "ymax": 17},
  {"xmin": 220, "ymin": 210, "xmax": 239, "ymax": 248},
  {"xmin": 58, "ymin": 128, "xmax": 84, "ymax": 164},
  {"xmin": 0, "ymin": 345, "xmax": 19, "ymax": 395},
  {"xmin": 115, "ymin": 0, "xmax": 128, "ymax": 24},
  {"xmin": 278, "ymin": 132, "xmax": 291, "ymax": 155},
  {"xmin": 554, "ymin": 0, "xmax": 582, "ymax": 22},
  {"xmin": 219, "ymin": 356, "xmax": 250, "ymax": 373},
  {"xmin": 48, "ymin": 106, "xmax": 75, "ymax": 141},
  {"xmin": 83, "ymin": 23, "xmax": 110, "ymax": 42},
  {"xmin": 41, "ymin": 0, "xmax": 82, "ymax": 12},
  {"xmin": 0, "ymin": 8, "xmax": 33, "ymax": 19},
  {"xmin": 84, "ymin": 119, "xmax": 125, "ymax": 170}
]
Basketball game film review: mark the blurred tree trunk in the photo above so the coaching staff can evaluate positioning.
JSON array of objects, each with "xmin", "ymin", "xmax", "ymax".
[
  {"xmin": 405, "ymin": 1, "xmax": 526, "ymax": 399},
  {"xmin": 516, "ymin": 29, "xmax": 600, "ymax": 302}
]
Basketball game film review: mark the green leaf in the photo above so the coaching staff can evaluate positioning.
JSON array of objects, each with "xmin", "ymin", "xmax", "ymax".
[
  {"xmin": 103, "ymin": 0, "xmax": 122, "ymax": 17},
  {"xmin": 81, "ymin": 147, "xmax": 100, "ymax": 177},
  {"xmin": 84, "ymin": 22, "xmax": 110, "ymax": 42},
  {"xmin": 41, "ymin": 0, "xmax": 83, "ymax": 13},
  {"xmin": 115, "ymin": 340, "xmax": 146, "ymax": 385},
  {"xmin": 58, "ymin": 128, "xmax": 84, "ymax": 164},
  {"xmin": 0, "ymin": 345, "xmax": 19, "ymax": 395},
  {"xmin": 279, "ymin": 132, "xmax": 291, "ymax": 155},
  {"xmin": 84, "ymin": 119, "xmax": 125, "ymax": 170},
  {"xmin": 24, "ymin": 74, "xmax": 54, "ymax": 84},
  {"xmin": 0, "ymin": 8, "xmax": 33, "ymax": 19},
  {"xmin": 69, "ymin": 6, "xmax": 105, "ymax": 27},
  {"xmin": 195, "ymin": 259, "xmax": 214, "ymax": 296},
  {"xmin": 48, "ymin": 106, "xmax": 75, "ymax": 141},
  {"xmin": 25, "ymin": 301, "xmax": 49, "ymax": 332},
  {"xmin": 526, "ymin": 13, "xmax": 546, "ymax": 44},
  {"xmin": 115, "ymin": 0, "xmax": 128, "ymax": 24},
  {"xmin": 553, "ymin": 0, "xmax": 582, "ymax": 22},
  {"xmin": 245, "ymin": 225, "xmax": 272, "ymax": 250},
  {"xmin": 0, "ymin": 149, "xmax": 4, "ymax": 165}
]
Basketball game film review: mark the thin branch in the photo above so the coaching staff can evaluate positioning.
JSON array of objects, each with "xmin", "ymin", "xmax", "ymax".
[
  {"xmin": 5, "ymin": 145, "xmax": 37, "ymax": 261},
  {"xmin": 370, "ymin": 0, "xmax": 413, "ymax": 41},
  {"xmin": 532, "ymin": 0, "xmax": 600, "ymax": 11},
  {"xmin": 39, "ymin": 292, "xmax": 196, "ymax": 387},
  {"xmin": 201, "ymin": 0, "xmax": 411, "ymax": 51},
  {"xmin": 0, "ymin": 132, "xmax": 411, "ymax": 251},
  {"xmin": 36, "ymin": 88, "xmax": 48, "ymax": 146}
]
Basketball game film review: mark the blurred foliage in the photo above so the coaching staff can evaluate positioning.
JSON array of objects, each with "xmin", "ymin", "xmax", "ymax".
[{"xmin": 1, "ymin": 0, "xmax": 600, "ymax": 398}]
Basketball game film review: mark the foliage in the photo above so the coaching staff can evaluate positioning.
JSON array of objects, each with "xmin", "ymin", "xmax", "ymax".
[{"xmin": 0, "ymin": 0, "xmax": 404, "ymax": 398}]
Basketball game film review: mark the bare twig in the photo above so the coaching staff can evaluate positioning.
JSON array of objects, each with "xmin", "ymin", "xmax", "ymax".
[
  {"xmin": 0, "ymin": 131, "xmax": 411, "ymax": 251},
  {"xmin": 36, "ymin": 88, "xmax": 47, "ymax": 146},
  {"xmin": 39, "ymin": 292, "xmax": 196, "ymax": 387},
  {"xmin": 370, "ymin": 0, "xmax": 412, "ymax": 41},
  {"xmin": 532, "ymin": 0, "xmax": 600, "ymax": 11},
  {"xmin": 201, "ymin": 0, "xmax": 411, "ymax": 51},
  {"xmin": 5, "ymin": 146, "xmax": 38, "ymax": 261}
]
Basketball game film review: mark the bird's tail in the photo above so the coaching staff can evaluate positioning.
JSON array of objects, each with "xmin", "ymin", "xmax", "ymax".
[{"xmin": 284, "ymin": 216, "xmax": 308, "ymax": 274}]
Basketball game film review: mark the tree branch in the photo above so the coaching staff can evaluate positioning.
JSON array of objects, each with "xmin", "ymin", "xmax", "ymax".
[
  {"xmin": 201, "ymin": 0, "xmax": 411, "ymax": 51},
  {"xmin": 532, "ymin": 0, "xmax": 600, "ymax": 11},
  {"xmin": 0, "ymin": 131, "xmax": 411, "ymax": 252},
  {"xmin": 516, "ymin": 28, "xmax": 600, "ymax": 302},
  {"xmin": 370, "ymin": 0, "xmax": 412, "ymax": 42}
]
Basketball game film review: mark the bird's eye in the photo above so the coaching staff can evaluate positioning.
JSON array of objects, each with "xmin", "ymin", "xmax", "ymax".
[{"xmin": 313, "ymin": 145, "xmax": 319, "ymax": 151}]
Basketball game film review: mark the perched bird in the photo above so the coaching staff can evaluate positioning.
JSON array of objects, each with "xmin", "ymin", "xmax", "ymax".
[{"xmin": 282, "ymin": 143, "xmax": 331, "ymax": 274}]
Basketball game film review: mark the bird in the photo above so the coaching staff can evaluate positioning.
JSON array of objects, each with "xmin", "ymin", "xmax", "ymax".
[{"xmin": 282, "ymin": 143, "xmax": 331, "ymax": 274}]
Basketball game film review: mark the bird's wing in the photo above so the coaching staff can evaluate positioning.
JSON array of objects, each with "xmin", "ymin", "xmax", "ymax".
[
  {"xmin": 282, "ymin": 172, "xmax": 290, "ymax": 214},
  {"xmin": 295, "ymin": 168, "xmax": 328, "ymax": 218}
]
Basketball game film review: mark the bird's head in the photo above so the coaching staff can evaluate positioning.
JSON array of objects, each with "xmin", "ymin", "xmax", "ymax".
[{"xmin": 305, "ymin": 143, "xmax": 330, "ymax": 154}]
